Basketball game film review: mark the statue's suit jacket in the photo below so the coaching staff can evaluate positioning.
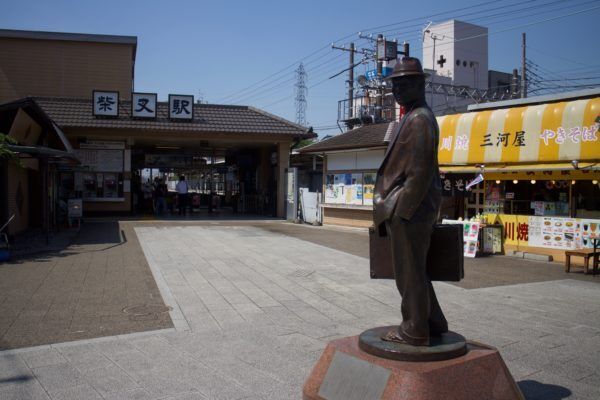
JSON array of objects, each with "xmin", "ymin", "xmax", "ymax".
[{"xmin": 373, "ymin": 106, "xmax": 441, "ymax": 235}]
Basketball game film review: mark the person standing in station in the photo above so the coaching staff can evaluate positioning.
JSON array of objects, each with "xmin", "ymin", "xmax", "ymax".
[
  {"xmin": 154, "ymin": 178, "xmax": 167, "ymax": 216},
  {"xmin": 176, "ymin": 175, "xmax": 189, "ymax": 216}
]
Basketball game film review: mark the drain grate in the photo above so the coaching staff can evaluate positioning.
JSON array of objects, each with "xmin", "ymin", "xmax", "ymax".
[
  {"xmin": 290, "ymin": 269, "xmax": 315, "ymax": 278},
  {"xmin": 122, "ymin": 304, "xmax": 172, "ymax": 321}
]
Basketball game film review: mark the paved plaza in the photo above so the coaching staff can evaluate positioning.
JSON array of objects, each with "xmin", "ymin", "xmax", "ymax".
[{"xmin": 0, "ymin": 221, "xmax": 599, "ymax": 399}]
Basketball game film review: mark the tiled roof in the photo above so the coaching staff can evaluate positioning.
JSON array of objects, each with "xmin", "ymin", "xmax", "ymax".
[
  {"xmin": 299, "ymin": 123, "xmax": 390, "ymax": 153},
  {"xmin": 0, "ymin": 29, "xmax": 137, "ymax": 45},
  {"xmin": 31, "ymin": 97, "xmax": 315, "ymax": 139}
]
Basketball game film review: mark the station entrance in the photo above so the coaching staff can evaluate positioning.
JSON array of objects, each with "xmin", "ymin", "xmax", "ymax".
[{"xmin": 130, "ymin": 140, "xmax": 279, "ymax": 217}]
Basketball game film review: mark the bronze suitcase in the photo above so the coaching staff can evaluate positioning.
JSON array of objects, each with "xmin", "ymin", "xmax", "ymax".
[{"xmin": 369, "ymin": 224, "xmax": 464, "ymax": 281}]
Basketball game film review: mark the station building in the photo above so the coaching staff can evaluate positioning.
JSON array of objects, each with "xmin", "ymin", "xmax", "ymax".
[{"xmin": 0, "ymin": 29, "xmax": 314, "ymax": 235}]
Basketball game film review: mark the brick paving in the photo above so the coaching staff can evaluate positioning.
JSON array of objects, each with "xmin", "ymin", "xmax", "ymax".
[
  {"xmin": 0, "ymin": 220, "xmax": 598, "ymax": 399},
  {"xmin": 0, "ymin": 222, "xmax": 172, "ymax": 350}
]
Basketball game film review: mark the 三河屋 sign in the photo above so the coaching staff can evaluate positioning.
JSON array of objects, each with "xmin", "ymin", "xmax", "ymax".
[{"xmin": 437, "ymin": 97, "xmax": 600, "ymax": 164}]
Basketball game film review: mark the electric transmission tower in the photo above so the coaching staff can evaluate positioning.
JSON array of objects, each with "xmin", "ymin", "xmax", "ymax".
[{"xmin": 294, "ymin": 63, "xmax": 307, "ymax": 127}]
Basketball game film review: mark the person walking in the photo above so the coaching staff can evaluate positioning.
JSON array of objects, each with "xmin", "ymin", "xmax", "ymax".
[
  {"xmin": 176, "ymin": 175, "xmax": 189, "ymax": 216},
  {"xmin": 154, "ymin": 178, "xmax": 167, "ymax": 216}
]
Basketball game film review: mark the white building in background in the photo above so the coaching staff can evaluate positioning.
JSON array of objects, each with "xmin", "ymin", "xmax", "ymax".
[{"xmin": 421, "ymin": 20, "xmax": 490, "ymax": 115}]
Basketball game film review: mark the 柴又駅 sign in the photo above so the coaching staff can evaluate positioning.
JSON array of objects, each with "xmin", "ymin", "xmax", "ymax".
[
  {"xmin": 132, "ymin": 93, "xmax": 157, "ymax": 118},
  {"xmin": 93, "ymin": 91, "xmax": 119, "ymax": 117},
  {"xmin": 168, "ymin": 94, "xmax": 194, "ymax": 120},
  {"xmin": 92, "ymin": 91, "xmax": 196, "ymax": 121}
]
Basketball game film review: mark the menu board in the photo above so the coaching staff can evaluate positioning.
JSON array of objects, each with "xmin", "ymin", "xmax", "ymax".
[
  {"xmin": 75, "ymin": 149, "xmax": 123, "ymax": 172},
  {"xmin": 581, "ymin": 219, "xmax": 600, "ymax": 248},
  {"xmin": 442, "ymin": 219, "xmax": 480, "ymax": 258},
  {"xmin": 481, "ymin": 226, "xmax": 503, "ymax": 254},
  {"xmin": 529, "ymin": 216, "xmax": 578, "ymax": 250}
]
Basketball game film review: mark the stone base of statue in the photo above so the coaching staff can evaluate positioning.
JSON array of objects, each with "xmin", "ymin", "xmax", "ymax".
[{"xmin": 303, "ymin": 327, "xmax": 524, "ymax": 400}]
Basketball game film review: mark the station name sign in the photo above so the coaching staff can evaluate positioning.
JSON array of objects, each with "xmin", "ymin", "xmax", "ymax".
[{"xmin": 92, "ymin": 90, "xmax": 194, "ymax": 120}]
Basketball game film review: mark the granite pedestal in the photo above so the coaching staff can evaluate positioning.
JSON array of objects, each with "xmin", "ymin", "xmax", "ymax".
[{"xmin": 303, "ymin": 335, "xmax": 524, "ymax": 400}]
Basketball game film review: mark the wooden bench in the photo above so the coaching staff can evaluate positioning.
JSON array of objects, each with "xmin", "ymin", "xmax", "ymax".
[{"xmin": 565, "ymin": 249, "xmax": 599, "ymax": 275}]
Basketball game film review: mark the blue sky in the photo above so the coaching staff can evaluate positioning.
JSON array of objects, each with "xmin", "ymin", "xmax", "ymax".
[{"xmin": 2, "ymin": 0, "xmax": 599, "ymax": 136}]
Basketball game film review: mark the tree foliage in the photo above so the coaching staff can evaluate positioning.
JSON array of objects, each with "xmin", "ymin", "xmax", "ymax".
[
  {"xmin": 0, "ymin": 133, "xmax": 19, "ymax": 162},
  {"xmin": 292, "ymin": 139, "xmax": 316, "ymax": 149}
]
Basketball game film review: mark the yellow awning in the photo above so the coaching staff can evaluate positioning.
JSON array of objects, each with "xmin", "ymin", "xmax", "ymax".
[
  {"xmin": 440, "ymin": 162, "xmax": 599, "ymax": 173},
  {"xmin": 440, "ymin": 162, "xmax": 600, "ymax": 180},
  {"xmin": 437, "ymin": 97, "xmax": 600, "ymax": 165}
]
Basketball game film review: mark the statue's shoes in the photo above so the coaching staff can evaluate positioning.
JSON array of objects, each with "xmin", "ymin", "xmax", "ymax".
[
  {"xmin": 381, "ymin": 329, "xmax": 430, "ymax": 346},
  {"xmin": 429, "ymin": 328, "xmax": 449, "ymax": 337}
]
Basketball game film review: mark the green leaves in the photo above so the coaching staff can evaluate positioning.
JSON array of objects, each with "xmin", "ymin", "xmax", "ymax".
[{"xmin": 0, "ymin": 133, "xmax": 19, "ymax": 164}]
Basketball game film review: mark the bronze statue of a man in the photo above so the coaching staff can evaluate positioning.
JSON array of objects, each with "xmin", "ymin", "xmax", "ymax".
[{"xmin": 373, "ymin": 57, "xmax": 447, "ymax": 346}]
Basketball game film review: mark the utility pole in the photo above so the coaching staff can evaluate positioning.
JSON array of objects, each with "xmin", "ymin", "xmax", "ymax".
[
  {"xmin": 332, "ymin": 34, "xmax": 409, "ymax": 128},
  {"xmin": 348, "ymin": 43, "xmax": 355, "ymax": 128},
  {"xmin": 429, "ymin": 33, "xmax": 444, "ymax": 110},
  {"xmin": 511, "ymin": 69, "xmax": 519, "ymax": 98},
  {"xmin": 331, "ymin": 42, "xmax": 370, "ymax": 129},
  {"xmin": 521, "ymin": 33, "xmax": 527, "ymax": 98},
  {"xmin": 402, "ymin": 42, "xmax": 410, "ymax": 58},
  {"xmin": 376, "ymin": 34, "xmax": 384, "ymax": 121}
]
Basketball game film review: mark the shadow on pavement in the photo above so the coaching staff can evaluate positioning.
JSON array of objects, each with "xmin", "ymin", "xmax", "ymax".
[
  {"xmin": 75, "ymin": 221, "xmax": 123, "ymax": 245},
  {"xmin": 4, "ymin": 222, "xmax": 127, "ymax": 263},
  {"xmin": 0, "ymin": 375, "xmax": 33, "ymax": 384},
  {"xmin": 518, "ymin": 380, "xmax": 572, "ymax": 399}
]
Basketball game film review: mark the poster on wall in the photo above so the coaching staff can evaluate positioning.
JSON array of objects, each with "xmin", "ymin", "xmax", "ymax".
[
  {"xmin": 442, "ymin": 219, "xmax": 480, "ymax": 258},
  {"xmin": 325, "ymin": 173, "xmax": 366, "ymax": 205},
  {"xmin": 364, "ymin": 185, "xmax": 374, "ymax": 205},
  {"xmin": 531, "ymin": 202, "xmax": 544, "ymax": 216},
  {"xmin": 76, "ymin": 142, "xmax": 124, "ymax": 172},
  {"xmin": 352, "ymin": 184, "xmax": 363, "ymax": 204}
]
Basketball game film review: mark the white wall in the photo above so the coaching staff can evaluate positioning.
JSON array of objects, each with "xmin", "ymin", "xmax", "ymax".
[
  {"xmin": 327, "ymin": 149, "xmax": 385, "ymax": 171},
  {"xmin": 422, "ymin": 20, "xmax": 488, "ymax": 90}
]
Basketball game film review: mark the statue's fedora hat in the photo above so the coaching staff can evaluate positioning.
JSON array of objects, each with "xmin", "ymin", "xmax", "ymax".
[{"xmin": 385, "ymin": 57, "xmax": 429, "ymax": 80}]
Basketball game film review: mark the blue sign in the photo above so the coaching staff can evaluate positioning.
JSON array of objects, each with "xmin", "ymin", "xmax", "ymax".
[{"xmin": 364, "ymin": 67, "xmax": 393, "ymax": 81}]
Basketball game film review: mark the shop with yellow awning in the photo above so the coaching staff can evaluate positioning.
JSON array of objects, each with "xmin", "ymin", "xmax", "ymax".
[{"xmin": 437, "ymin": 93, "xmax": 600, "ymax": 261}]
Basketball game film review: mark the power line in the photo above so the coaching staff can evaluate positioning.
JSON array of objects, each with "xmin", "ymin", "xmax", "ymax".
[
  {"xmin": 372, "ymin": 0, "xmax": 545, "ymax": 37},
  {"xmin": 231, "ymin": 52, "xmax": 348, "ymax": 105},
  {"xmin": 218, "ymin": 0, "xmax": 599, "ymax": 120},
  {"xmin": 532, "ymin": 76, "xmax": 600, "ymax": 82},
  {"xmin": 356, "ymin": 0, "xmax": 506, "ymax": 34},
  {"xmin": 418, "ymin": 4, "xmax": 600, "ymax": 52},
  {"xmin": 384, "ymin": 0, "xmax": 596, "ymax": 57},
  {"xmin": 263, "ymin": 5, "xmax": 600, "ymax": 111},
  {"xmin": 225, "ymin": 1, "xmax": 556, "ymax": 106},
  {"xmin": 215, "ymin": 0, "xmax": 525, "ymax": 104}
]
